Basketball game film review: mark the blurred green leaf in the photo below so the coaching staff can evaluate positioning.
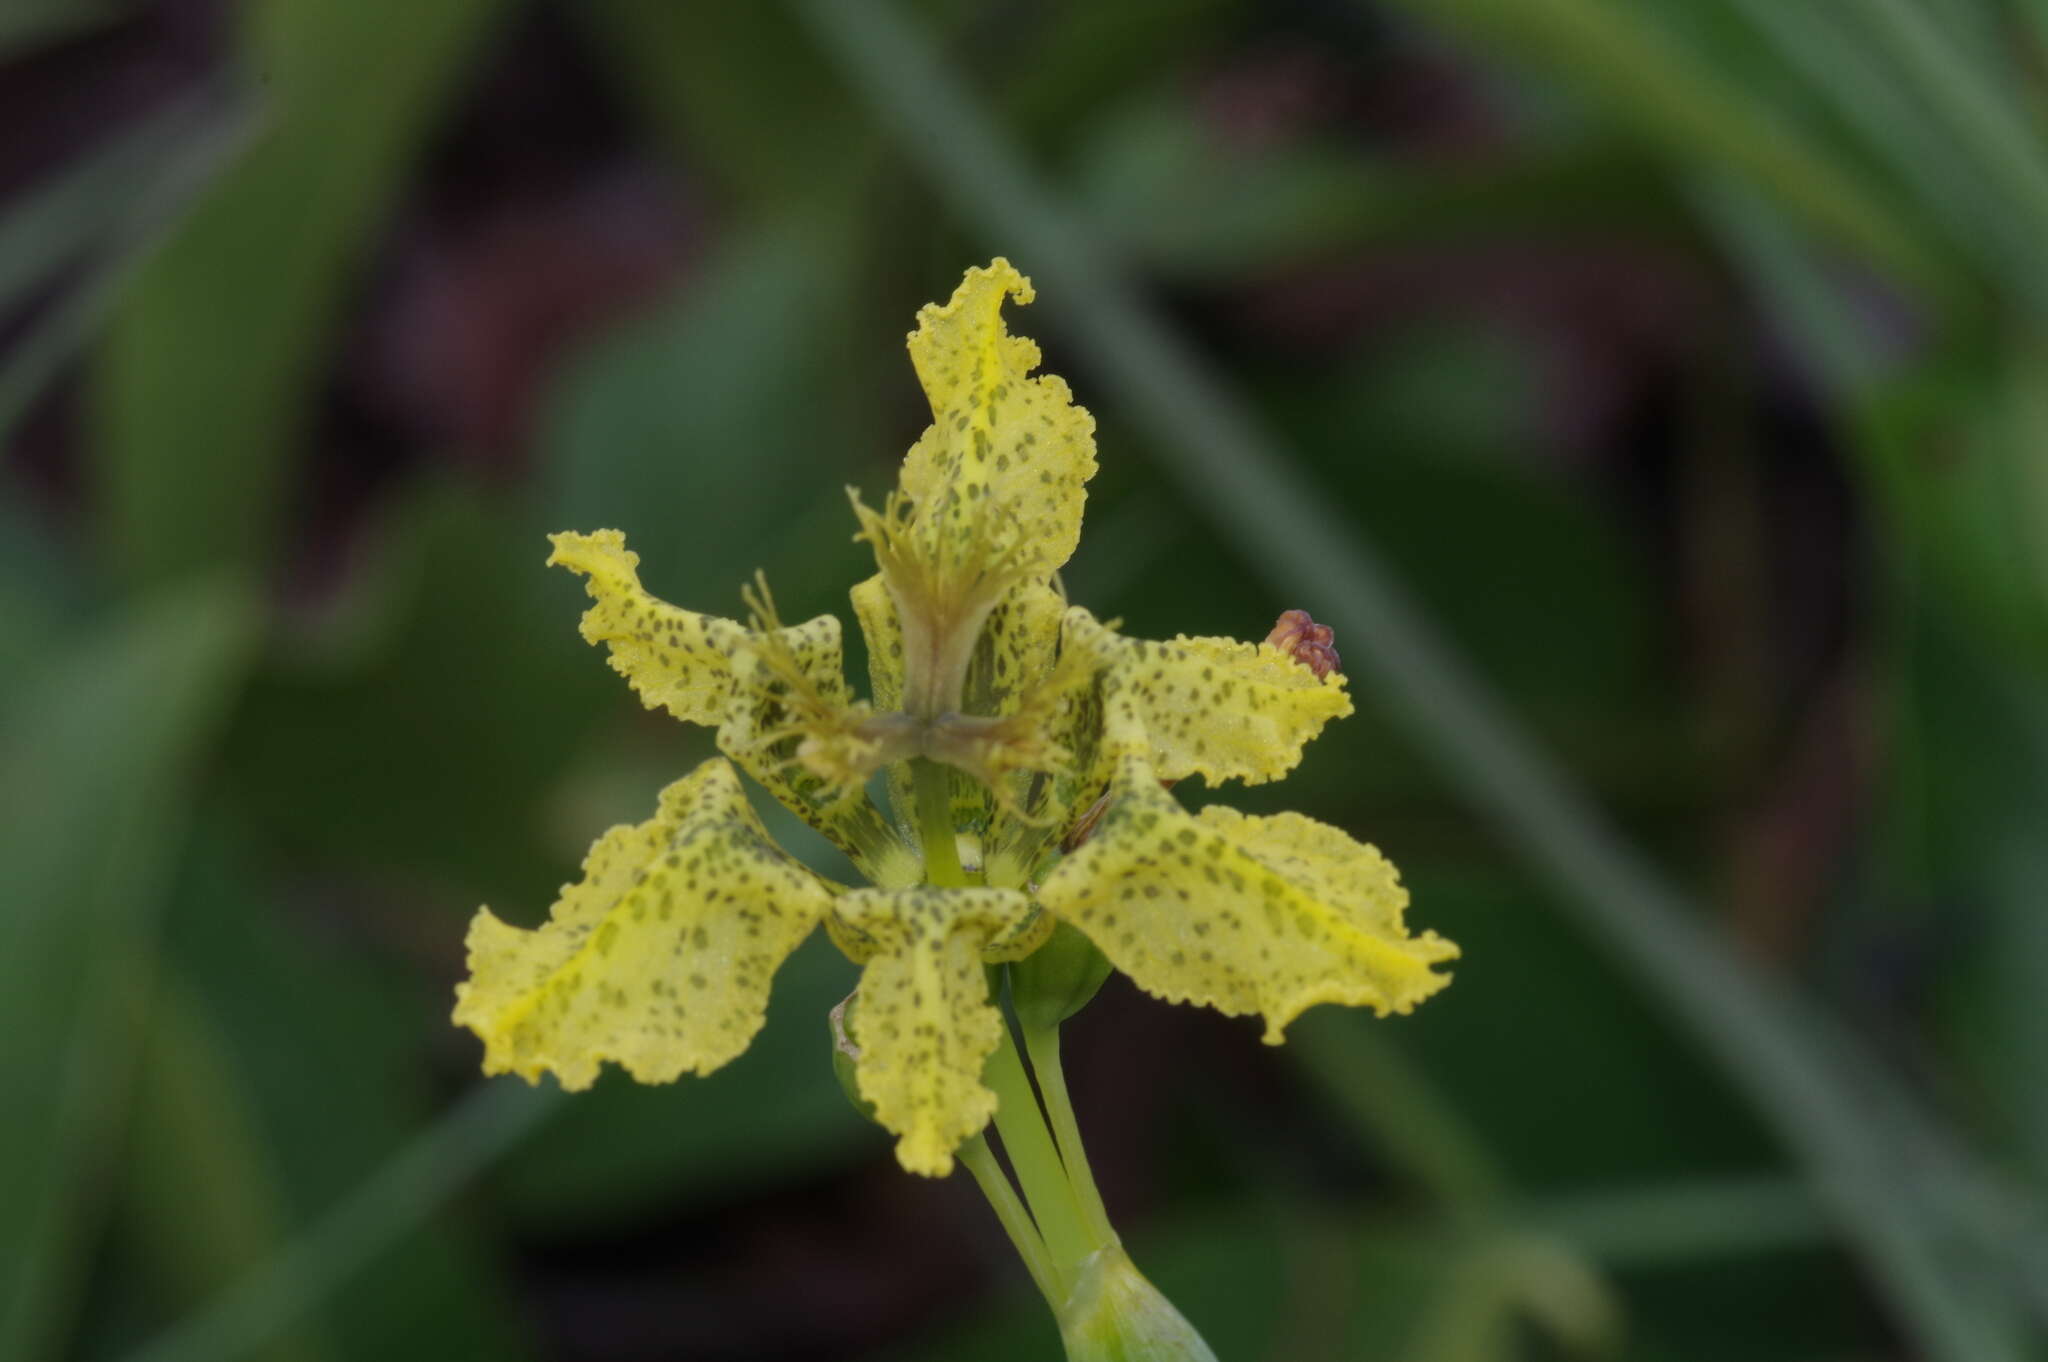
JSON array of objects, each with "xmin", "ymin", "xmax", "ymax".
[
  {"xmin": 998, "ymin": 0, "xmax": 1234, "ymax": 139},
  {"xmin": 536, "ymin": 219, "xmax": 878, "ymax": 624},
  {"xmin": 1859, "ymin": 341, "xmax": 2048, "ymax": 679},
  {"xmin": 0, "ymin": 489, "xmax": 86, "ymax": 694},
  {"xmin": 0, "ymin": 578, "xmax": 255, "ymax": 1362},
  {"xmin": 136, "ymin": 810, "xmax": 532, "ymax": 1362},
  {"xmin": 1269, "ymin": 336, "xmax": 1653, "ymax": 713},
  {"xmin": 1375, "ymin": 867, "xmax": 1777, "ymax": 1190},
  {"xmin": 119, "ymin": 974, "xmax": 332, "ymax": 1362},
  {"xmin": 92, "ymin": 0, "xmax": 506, "ymax": 587},
  {"xmin": 1288, "ymin": 1009, "xmax": 1509, "ymax": 1214},
  {"xmin": 119, "ymin": 1080, "xmax": 552, "ymax": 1362},
  {"xmin": 1880, "ymin": 610, "xmax": 2048, "ymax": 1188},
  {"xmin": 223, "ymin": 483, "xmax": 610, "ymax": 905},
  {"xmin": 227, "ymin": 223, "xmax": 902, "ymax": 901}
]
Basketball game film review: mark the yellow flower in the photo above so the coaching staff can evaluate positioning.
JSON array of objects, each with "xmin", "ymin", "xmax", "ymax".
[{"xmin": 453, "ymin": 260, "xmax": 1457, "ymax": 1178}]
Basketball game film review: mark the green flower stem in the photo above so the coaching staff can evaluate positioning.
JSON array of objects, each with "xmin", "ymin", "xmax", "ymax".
[
  {"xmin": 982, "ymin": 1021, "xmax": 1098, "ymax": 1291},
  {"xmin": 957, "ymin": 1134, "xmax": 1060, "ymax": 1306},
  {"xmin": 911, "ymin": 756, "xmax": 1096, "ymax": 1295},
  {"xmin": 1020, "ymin": 1021, "xmax": 1118, "ymax": 1250},
  {"xmin": 910, "ymin": 758, "xmax": 969, "ymax": 887}
]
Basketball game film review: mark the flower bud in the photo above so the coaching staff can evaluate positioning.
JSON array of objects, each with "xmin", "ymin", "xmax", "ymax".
[
  {"xmin": 1010, "ymin": 921, "xmax": 1114, "ymax": 1030},
  {"xmin": 1265, "ymin": 608, "xmax": 1340, "ymax": 677},
  {"xmin": 1058, "ymin": 1245, "xmax": 1218, "ymax": 1362}
]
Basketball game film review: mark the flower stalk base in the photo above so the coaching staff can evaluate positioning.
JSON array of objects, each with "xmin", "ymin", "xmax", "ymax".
[
  {"xmin": 966, "ymin": 1000, "xmax": 1217, "ymax": 1361},
  {"xmin": 1057, "ymin": 1246, "xmax": 1219, "ymax": 1362}
]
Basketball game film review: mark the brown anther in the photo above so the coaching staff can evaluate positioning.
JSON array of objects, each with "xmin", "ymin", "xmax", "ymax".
[
  {"xmin": 1264, "ymin": 609, "xmax": 1341, "ymax": 678},
  {"xmin": 1061, "ymin": 792, "xmax": 1113, "ymax": 852},
  {"xmin": 1060, "ymin": 777, "xmax": 1178, "ymax": 853}
]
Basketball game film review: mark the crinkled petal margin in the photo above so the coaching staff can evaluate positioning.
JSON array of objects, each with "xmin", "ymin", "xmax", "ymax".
[
  {"xmin": 548, "ymin": 530, "xmax": 746, "ymax": 725},
  {"xmin": 454, "ymin": 759, "xmax": 833, "ymax": 1088},
  {"xmin": 840, "ymin": 886, "xmax": 1033, "ymax": 1176},
  {"xmin": 1039, "ymin": 760, "xmax": 1456, "ymax": 1043}
]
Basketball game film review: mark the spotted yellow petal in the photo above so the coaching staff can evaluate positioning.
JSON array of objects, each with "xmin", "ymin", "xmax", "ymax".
[
  {"xmin": 966, "ymin": 577, "xmax": 1067, "ymax": 718},
  {"xmin": 848, "ymin": 571, "xmax": 927, "ymax": 847},
  {"xmin": 898, "ymin": 258, "xmax": 1097, "ymax": 587},
  {"xmin": 838, "ymin": 886, "xmax": 1034, "ymax": 1176},
  {"xmin": 453, "ymin": 759, "xmax": 832, "ymax": 1089},
  {"xmin": 1037, "ymin": 767, "xmax": 1456, "ymax": 1043},
  {"xmin": 1065, "ymin": 608, "xmax": 1351, "ymax": 786},
  {"xmin": 849, "ymin": 261, "xmax": 1098, "ymax": 717},
  {"xmin": 850, "ymin": 572, "xmax": 905, "ymax": 713},
  {"xmin": 547, "ymin": 530, "xmax": 747, "ymax": 725}
]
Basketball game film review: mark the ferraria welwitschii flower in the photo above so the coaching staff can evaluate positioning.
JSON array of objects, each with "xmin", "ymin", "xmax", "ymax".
[{"xmin": 453, "ymin": 259, "xmax": 1458, "ymax": 1179}]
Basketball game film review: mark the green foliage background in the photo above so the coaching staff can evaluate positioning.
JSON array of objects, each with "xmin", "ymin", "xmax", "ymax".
[{"xmin": 4, "ymin": 1, "xmax": 2048, "ymax": 1358}]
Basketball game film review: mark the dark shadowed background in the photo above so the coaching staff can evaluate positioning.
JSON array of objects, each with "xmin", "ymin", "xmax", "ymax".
[{"xmin": 5, "ymin": 2, "xmax": 2048, "ymax": 1360}]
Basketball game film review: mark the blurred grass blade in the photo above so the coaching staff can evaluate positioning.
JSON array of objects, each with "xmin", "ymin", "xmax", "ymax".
[
  {"xmin": 119, "ymin": 1082, "xmax": 558, "ymax": 1362},
  {"xmin": 0, "ymin": 89, "xmax": 252, "ymax": 442},
  {"xmin": 1531, "ymin": 1176, "xmax": 1827, "ymax": 1268},
  {"xmin": 1719, "ymin": 0, "xmax": 2048, "ymax": 314},
  {"xmin": 0, "ymin": 579, "xmax": 256, "ymax": 1362},
  {"xmin": 796, "ymin": 3, "xmax": 2035, "ymax": 1357},
  {"xmin": 1403, "ymin": 1234, "xmax": 1619, "ymax": 1361},
  {"xmin": 1286, "ymin": 1013, "xmax": 1508, "ymax": 1216},
  {"xmin": 93, "ymin": 0, "xmax": 507, "ymax": 588},
  {"xmin": 1857, "ymin": 0, "xmax": 2048, "ymax": 258},
  {"xmin": 1365, "ymin": 0, "xmax": 1969, "ymax": 317},
  {"xmin": 0, "ymin": 91, "xmax": 241, "ymax": 306},
  {"xmin": 156, "ymin": 806, "xmax": 534, "ymax": 1359},
  {"xmin": 1688, "ymin": 179, "xmax": 1889, "ymax": 398}
]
